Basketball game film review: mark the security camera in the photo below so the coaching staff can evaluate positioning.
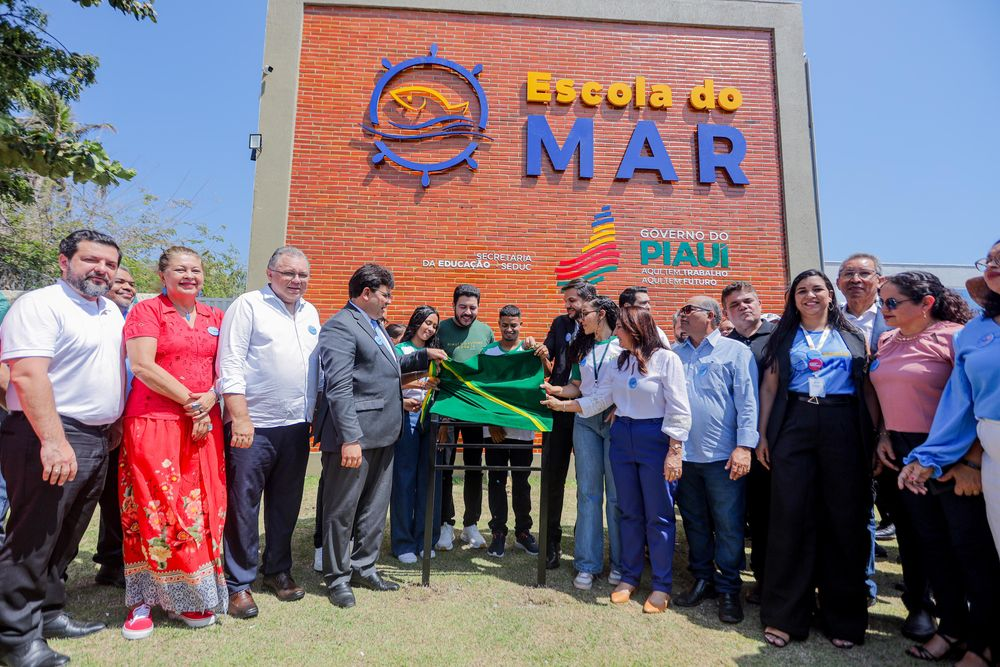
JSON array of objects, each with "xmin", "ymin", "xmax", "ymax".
[{"xmin": 264, "ymin": 65, "xmax": 274, "ymax": 74}]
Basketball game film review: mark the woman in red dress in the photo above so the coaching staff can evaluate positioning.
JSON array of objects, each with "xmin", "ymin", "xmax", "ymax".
[{"xmin": 118, "ymin": 246, "xmax": 227, "ymax": 640}]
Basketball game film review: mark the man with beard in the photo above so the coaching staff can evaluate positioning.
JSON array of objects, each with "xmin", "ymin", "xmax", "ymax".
[
  {"xmin": 721, "ymin": 281, "xmax": 775, "ymax": 605},
  {"xmin": 0, "ymin": 230, "xmax": 125, "ymax": 666},
  {"xmin": 435, "ymin": 284, "xmax": 495, "ymax": 549},
  {"xmin": 541, "ymin": 278, "xmax": 596, "ymax": 569},
  {"xmin": 91, "ymin": 267, "xmax": 136, "ymax": 589}
]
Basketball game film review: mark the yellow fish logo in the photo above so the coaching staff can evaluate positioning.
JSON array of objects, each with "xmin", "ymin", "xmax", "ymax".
[{"xmin": 388, "ymin": 85, "xmax": 470, "ymax": 114}]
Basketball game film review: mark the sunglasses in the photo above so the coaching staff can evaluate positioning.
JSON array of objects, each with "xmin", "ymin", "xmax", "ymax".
[
  {"xmin": 678, "ymin": 304, "xmax": 712, "ymax": 315},
  {"xmin": 878, "ymin": 297, "xmax": 916, "ymax": 311}
]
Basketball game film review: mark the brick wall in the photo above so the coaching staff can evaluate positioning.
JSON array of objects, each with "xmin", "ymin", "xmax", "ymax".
[{"xmin": 286, "ymin": 6, "xmax": 787, "ymax": 338}]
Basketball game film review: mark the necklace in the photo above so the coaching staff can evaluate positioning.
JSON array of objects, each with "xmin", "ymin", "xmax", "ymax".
[{"xmin": 173, "ymin": 303, "xmax": 195, "ymax": 321}]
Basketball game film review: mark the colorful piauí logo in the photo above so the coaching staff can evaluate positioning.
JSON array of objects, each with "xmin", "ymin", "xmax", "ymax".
[
  {"xmin": 555, "ymin": 206, "xmax": 621, "ymax": 287},
  {"xmin": 361, "ymin": 44, "xmax": 491, "ymax": 188}
]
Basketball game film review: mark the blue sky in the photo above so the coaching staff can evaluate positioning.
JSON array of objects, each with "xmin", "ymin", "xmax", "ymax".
[{"xmin": 39, "ymin": 0, "xmax": 999, "ymax": 267}]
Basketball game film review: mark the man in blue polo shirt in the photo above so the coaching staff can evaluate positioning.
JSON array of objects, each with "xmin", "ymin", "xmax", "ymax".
[{"xmin": 672, "ymin": 296, "xmax": 758, "ymax": 625}]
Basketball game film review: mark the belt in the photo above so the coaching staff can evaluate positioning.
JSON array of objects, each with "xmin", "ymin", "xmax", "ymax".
[
  {"xmin": 9, "ymin": 411, "xmax": 113, "ymax": 434},
  {"xmin": 790, "ymin": 392, "xmax": 854, "ymax": 406},
  {"xmin": 615, "ymin": 416, "xmax": 662, "ymax": 424}
]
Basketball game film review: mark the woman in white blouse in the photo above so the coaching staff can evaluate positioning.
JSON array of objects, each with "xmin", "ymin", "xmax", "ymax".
[{"xmin": 544, "ymin": 306, "xmax": 691, "ymax": 612}]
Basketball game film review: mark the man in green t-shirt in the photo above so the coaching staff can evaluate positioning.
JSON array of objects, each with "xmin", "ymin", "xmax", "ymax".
[
  {"xmin": 481, "ymin": 305, "xmax": 539, "ymax": 558},
  {"xmin": 435, "ymin": 284, "xmax": 494, "ymax": 550}
]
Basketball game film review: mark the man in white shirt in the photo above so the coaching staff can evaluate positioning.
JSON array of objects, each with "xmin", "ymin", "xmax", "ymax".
[
  {"xmin": 0, "ymin": 230, "xmax": 125, "ymax": 667},
  {"xmin": 217, "ymin": 247, "xmax": 320, "ymax": 619}
]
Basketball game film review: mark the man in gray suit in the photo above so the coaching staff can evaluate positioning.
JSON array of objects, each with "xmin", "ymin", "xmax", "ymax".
[{"xmin": 317, "ymin": 263, "xmax": 445, "ymax": 608}]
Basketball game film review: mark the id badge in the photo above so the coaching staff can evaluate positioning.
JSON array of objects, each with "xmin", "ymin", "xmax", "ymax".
[{"xmin": 807, "ymin": 376, "xmax": 826, "ymax": 398}]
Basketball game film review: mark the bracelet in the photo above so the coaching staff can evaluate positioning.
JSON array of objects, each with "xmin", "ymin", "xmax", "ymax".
[{"xmin": 961, "ymin": 458, "xmax": 982, "ymax": 471}]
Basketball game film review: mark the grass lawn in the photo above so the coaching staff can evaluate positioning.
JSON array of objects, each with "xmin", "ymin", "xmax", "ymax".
[{"xmin": 57, "ymin": 458, "xmax": 915, "ymax": 665}]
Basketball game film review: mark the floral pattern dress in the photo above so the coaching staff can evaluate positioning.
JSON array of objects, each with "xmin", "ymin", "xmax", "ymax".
[{"xmin": 120, "ymin": 295, "xmax": 228, "ymax": 613}]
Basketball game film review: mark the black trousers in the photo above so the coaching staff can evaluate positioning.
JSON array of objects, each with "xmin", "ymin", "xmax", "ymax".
[
  {"xmin": 93, "ymin": 445, "xmax": 123, "ymax": 573},
  {"xmin": 761, "ymin": 398, "xmax": 871, "ymax": 644},
  {"xmin": 0, "ymin": 413, "xmax": 108, "ymax": 650},
  {"xmin": 541, "ymin": 411, "xmax": 574, "ymax": 553},
  {"xmin": 746, "ymin": 453, "xmax": 770, "ymax": 584},
  {"xmin": 439, "ymin": 425, "xmax": 484, "ymax": 527},
  {"xmin": 892, "ymin": 431, "xmax": 1000, "ymax": 657},
  {"xmin": 886, "ymin": 432, "xmax": 932, "ymax": 613},
  {"xmin": 486, "ymin": 438, "xmax": 533, "ymax": 535}
]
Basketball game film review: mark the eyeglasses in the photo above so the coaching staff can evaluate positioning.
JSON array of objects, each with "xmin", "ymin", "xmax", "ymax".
[
  {"xmin": 373, "ymin": 289, "xmax": 392, "ymax": 301},
  {"xmin": 879, "ymin": 297, "xmax": 916, "ymax": 311},
  {"xmin": 274, "ymin": 270, "xmax": 310, "ymax": 280},
  {"xmin": 579, "ymin": 309, "xmax": 597, "ymax": 317},
  {"xmin": 838, "ymin": 270, "xmax": 878, "ymax": 280},
  {"xmin": 974, "ymin": 257, "xmax": 1000, "ymax": 271},
  {"xmin": 678, "ymin": 305, "xmax": 712, "ymax": 315}
]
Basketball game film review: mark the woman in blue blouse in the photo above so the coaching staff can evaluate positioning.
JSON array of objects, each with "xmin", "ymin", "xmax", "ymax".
[
  {"xmin": 756, "ymin": 270, "xmax": 876, "ymax": 650},
  {"xmin": 900, "ymin": 241, "xmax": 1000, "ymax": 666}
]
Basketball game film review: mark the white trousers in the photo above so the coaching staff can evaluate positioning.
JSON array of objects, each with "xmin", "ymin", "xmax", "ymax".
[{"xmin": 978, "ymin": 418, "xmax": 1000, "ymax": 556}]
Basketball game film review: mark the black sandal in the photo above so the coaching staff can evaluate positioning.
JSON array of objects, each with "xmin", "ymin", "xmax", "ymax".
[{"xmin": 905, "ymin": 635, "xmax": 963, "ymax": 662}]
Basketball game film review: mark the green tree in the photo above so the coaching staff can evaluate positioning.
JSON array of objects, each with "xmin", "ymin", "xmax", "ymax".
[
  {"xmin": 0, "ymin": 182, "xmax": 247, "ymax": 297},
  {"xmin": 0, "ymin": 0, "xmax": 156, "ymax": 204}
]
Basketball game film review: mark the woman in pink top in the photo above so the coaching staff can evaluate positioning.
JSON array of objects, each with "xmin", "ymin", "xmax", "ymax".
[{"xmin": 870, "ymin": 271, "xmax": 999, "ymax": 665}]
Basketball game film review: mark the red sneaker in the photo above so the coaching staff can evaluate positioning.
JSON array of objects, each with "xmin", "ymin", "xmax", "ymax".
[
  {"xmin": 168, "ymin": 610, "xmax": 216, "ymax": 628},
  {"xmin": 122, "ymin": 604, "xmax": 154, "ymax": 640}
]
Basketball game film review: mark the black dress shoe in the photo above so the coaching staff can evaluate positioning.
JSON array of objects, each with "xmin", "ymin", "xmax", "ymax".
[
  {"xmin": 673, "ymin": 579, "xmax": 716, "ymax": 607},
  {"xmin": 718, "ymin": 592, "xmax": 744, "ymax": 624},
  {"xmin": 42, "ymin": 613, "xmax": 105, "ymax": 639},
  {"xmin": 901, "ymin": 608, "xmax": 937, "ymax": 642},
  {"xmin": 350, "ymin": 570, "xmax": 399, "ymax": 592},
  {"xmin": 94, "ymin": 564, "xmax": 125, "ymax": 588},
  {"xmin": 1, "ymin": 639, "xmax": 70, "ymax": 667},
  {"xmin": 545, "ymin": 548, "xmax": 561, "ymax": 570},
  {"xmin": 328, "ymin": 582, "xmax": 356, "ymax": 608}
]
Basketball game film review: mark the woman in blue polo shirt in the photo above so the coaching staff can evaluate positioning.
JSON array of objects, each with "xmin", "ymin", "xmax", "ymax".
[{"xmin": 756, "ymin": 270, "xmax": 875, "ymax": 650}]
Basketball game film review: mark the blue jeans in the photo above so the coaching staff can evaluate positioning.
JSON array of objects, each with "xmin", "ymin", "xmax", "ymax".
[
  {"xmin": 866, "ymin": 505, "xmax": 878, "ymax": 598},
  {"xmin": 390, "ymin": 413, "xmax": 442, "ymax": 556},
  {"xmin": 609, "ymin": 416, "xmax": 678, "ymax": 594},
  {"xmin": 573, "ymin": 412, "xmax": 620, "ymax": 574},
  {"xmin": 676, "ymin": 460, "xmax": 746, "ymax": 594}
]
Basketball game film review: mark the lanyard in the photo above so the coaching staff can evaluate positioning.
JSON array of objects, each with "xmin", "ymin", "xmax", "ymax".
[
  {"xmin": 591, "ymin": 339, "xmax": 611, "ymax": 381},
  {"xmin": 799, "ymin": 326, "xmax": 831, "ymax": 352}
]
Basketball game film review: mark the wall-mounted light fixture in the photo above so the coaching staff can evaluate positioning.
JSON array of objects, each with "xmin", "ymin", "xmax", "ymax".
[{"xmin": 249, "ymin": 133, "xmax": 263, "ymax": 161}]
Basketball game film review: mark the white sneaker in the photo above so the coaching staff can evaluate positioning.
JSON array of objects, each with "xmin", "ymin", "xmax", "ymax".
[
  {"xmin": 420, "ymin": 549, "xmax": 436, "ymax": 559},
  {"xmin": 313, "ymin": 547, "xmax": 323, "ymax": 572},
  {"xmin": 574, "ymin": 571, "xmax": 595, "ymax": 590},
  {"xmin": 608, "ymin": 568, "xmax": 622, "ymax": 586},
  {"xmin": 397, "ymin": 552, "xmax": 418, "ymax": 564},
  {"xmin": 461, "ymin": 525, "xmax": 487, "ymax": 549},
  {"xmin": 435, "ymin": 524, "xmax": 454, "ymax": 551}
]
